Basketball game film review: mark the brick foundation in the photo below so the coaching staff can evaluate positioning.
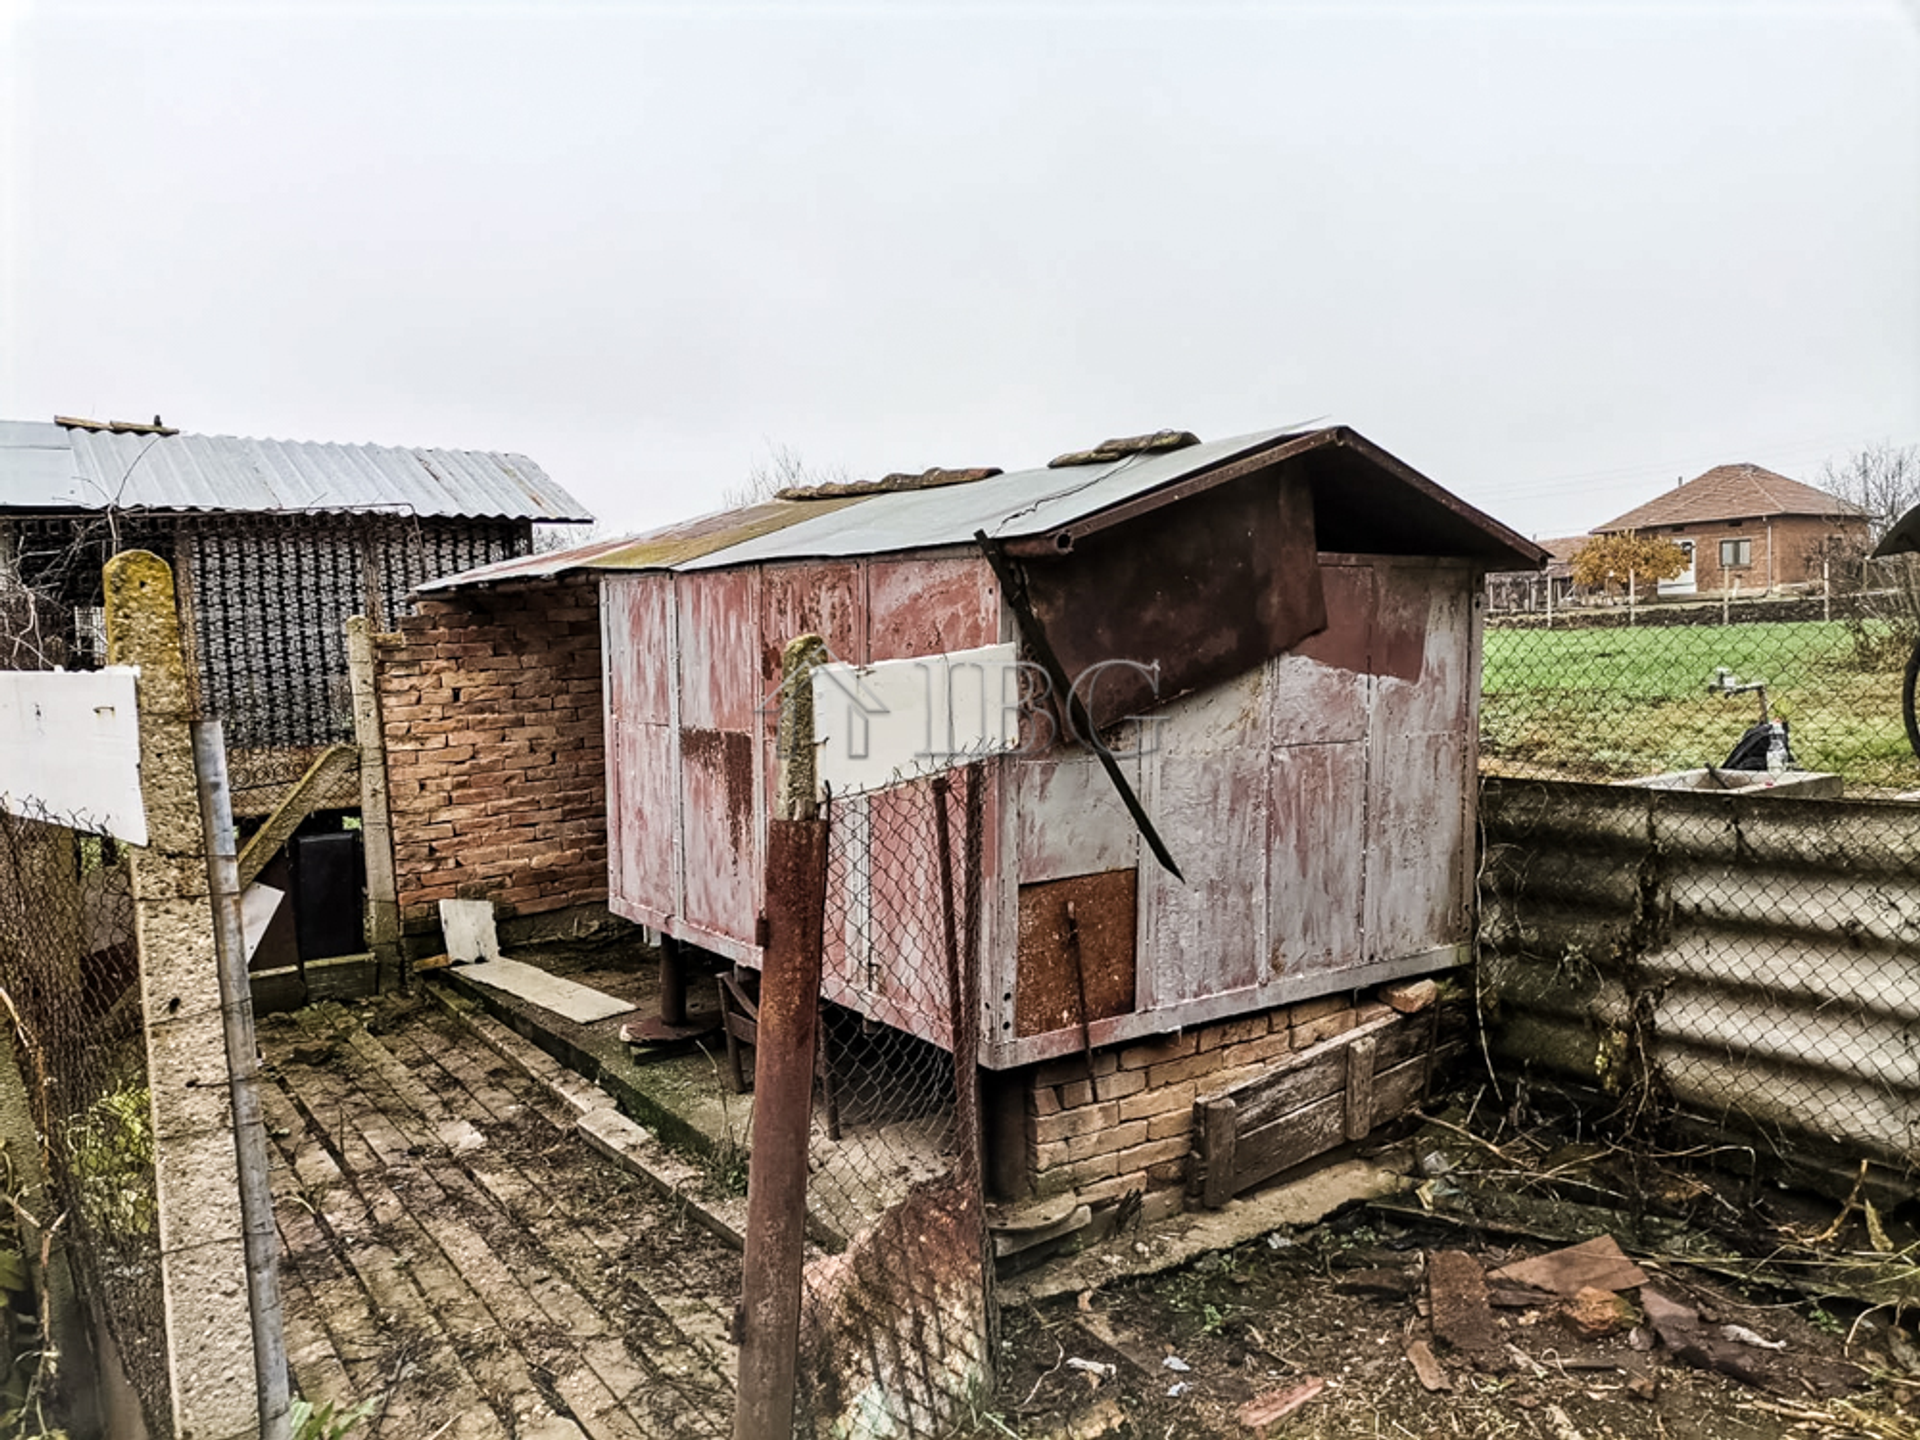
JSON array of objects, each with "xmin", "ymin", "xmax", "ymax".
[
  {"xmin": 373, "ymin": 577, "xmax": 608, "ymax": 946},
  {"xmin": 1017, "ymin": 985, "xmax": 1435, "ymax": 1214}
]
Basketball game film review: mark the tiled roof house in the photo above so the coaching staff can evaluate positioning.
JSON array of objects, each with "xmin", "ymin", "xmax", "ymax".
[{"xmin": 1592, "ymin": 463, "xmax": 1867, "ymax": 595}]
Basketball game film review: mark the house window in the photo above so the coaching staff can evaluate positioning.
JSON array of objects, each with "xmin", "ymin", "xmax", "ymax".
[{"xmin": 1720, "ymin": 538, "xmax": 1752, "ymax": 568}]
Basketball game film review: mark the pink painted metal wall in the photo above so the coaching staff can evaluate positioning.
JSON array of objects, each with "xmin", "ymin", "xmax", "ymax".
[
  {"xmin": 985, "ymin": 553, "xmax": 1480, "ymax": 1067},
  {"xmin": 603, "ymin": 550, "xmax": 1480, "ymax": 1066}
]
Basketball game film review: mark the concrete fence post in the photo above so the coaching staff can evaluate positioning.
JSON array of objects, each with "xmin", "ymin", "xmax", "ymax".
[
  {"xmin": 346, "ymin": 616, "xmax": 402, "ymax": 990},
  {"xmin": 104, "ymin": 550, "xmax": 260, "ymax": 1440}
]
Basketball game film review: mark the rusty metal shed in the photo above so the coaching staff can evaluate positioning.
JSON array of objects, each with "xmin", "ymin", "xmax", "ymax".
[{"xmin": 428, "ymin": 424, "xmax": 1544, "ymax": 1068}]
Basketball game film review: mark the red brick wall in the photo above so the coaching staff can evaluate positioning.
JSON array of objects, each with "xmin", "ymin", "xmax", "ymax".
[
  {"xmin": 1662, "ymin": 516, "xmax": 1867, "ymax": 594},
  {"xmin": 1019, "ymin": 983, "xmax": 1463, "ymax": 1220},
  {"xmin": 374, "ymin": 577, "xmax": 607, "ymax": 937}
]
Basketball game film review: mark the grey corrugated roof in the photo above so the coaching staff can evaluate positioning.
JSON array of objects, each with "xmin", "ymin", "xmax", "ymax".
[
  {"xmin": 0, "ymin": 419, "xmax": 591, "ymax": 522},
  {"xmin": 421, "ymin": 428, "xmax": 1302, "ymax": 591},
  {"xmin": 421, "ymin": 422, "xmax": 1548, "ymax": 592},
  {"xmin": 677, "ymin": 427, "xmax": 1299, "ymax": 568}
]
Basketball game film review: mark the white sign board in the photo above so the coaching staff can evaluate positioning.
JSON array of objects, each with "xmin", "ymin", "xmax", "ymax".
[
  {"xmin": 0, "ymin": 667, "xmax": 147, "ymax": 844},
  {"xmin": 811, "ymin": 643, "xmax": 1022, "ymax": 799}
]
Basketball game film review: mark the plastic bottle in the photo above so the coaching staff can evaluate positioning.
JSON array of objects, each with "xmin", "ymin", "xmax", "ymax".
[{"xmin": 1765, "ymin": 721, "xmax": 1788, "ymax": 777}]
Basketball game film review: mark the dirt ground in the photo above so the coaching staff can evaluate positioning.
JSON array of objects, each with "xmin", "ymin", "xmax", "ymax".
[{"xmin": 993, "ymin": 1187, "xmax": 1916, "ymax": 1440}]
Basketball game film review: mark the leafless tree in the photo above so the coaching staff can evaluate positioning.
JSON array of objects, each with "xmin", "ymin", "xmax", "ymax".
[
  {"xmin": 723, "ymin": 443, "xmax": 851, "ymax": 508},
  {"xmin": 1818, "ymin": 441, "xmax": 1920, "ymax": 546}
]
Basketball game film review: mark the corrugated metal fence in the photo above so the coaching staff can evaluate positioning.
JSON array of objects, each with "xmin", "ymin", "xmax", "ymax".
[{"xmin": 1479, "ymin": 777, "xmax": 1920, "ymax": 1190}]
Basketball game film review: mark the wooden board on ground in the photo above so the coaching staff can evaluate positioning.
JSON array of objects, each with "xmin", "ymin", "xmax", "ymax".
[
  {"xmin": 1192, "ymin": 1010, "xmax": 1452, "ymax": 1207},
  {"xmin": 458, "ymin": 957, "xmax": 638, "ymax": 1024}
]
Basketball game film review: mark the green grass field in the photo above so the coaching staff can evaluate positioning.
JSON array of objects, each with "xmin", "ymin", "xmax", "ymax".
[{"xmin": 1481, "ymin": 619, "xmax": 1919, "ymax": 787}]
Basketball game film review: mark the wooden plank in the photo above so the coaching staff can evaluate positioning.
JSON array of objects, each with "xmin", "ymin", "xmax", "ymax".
[
  {"xmin": 1230, "ymin": 1092, "xmax": 1347, "ymax": 1194},
  {"xmin": 1345, "ymin": 1035, "xmax": 1377, "ymax": 1140},
  {"xmin": 235, "ymin": 743, "xmax": 360, "ymax": 888},
  {"xmin": 1199, "ymin": 1096, "xmax": 1238, "ymax": 1209},
  {"xmin": 1204, "ymin": 1013, "xmax": 1400, "ymax": 1132}
]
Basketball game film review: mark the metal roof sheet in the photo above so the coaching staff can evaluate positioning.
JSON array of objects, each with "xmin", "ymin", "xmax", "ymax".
[
  {"xmin": 0, "ymin": 419, "xmax": 591, "ymax": 522},
  {"xmin": 420, "ymin": 422, "xmax": 1548, "ymax": 593},
  {"xmin": 678, "ymin": 428, "xmax": 1300, "ymax": 568},
  {"xmin": 416, "ymin": 496, "xmax": 865, "ymax": 592}
]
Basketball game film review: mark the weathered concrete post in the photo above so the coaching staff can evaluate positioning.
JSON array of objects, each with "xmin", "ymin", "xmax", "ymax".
[
  {"xmin": 346, "ymin": 616, "xmax": 402, "ymax": 989},
  {"xmin": 733, "ymin": 634, "xmax": 830, "ymax": 1440},
  {"xmin": 104, "ymin": 551, "xmax": 260, "ymax": 1440}
]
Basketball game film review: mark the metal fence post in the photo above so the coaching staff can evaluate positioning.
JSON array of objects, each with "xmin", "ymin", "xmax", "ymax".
[
  {"xmin": 192, "ymin": 720, "xmax": 292, "ymax": 1440},
  {"xmin": 734, "ymin": 635, "xmax": 830, "ymax": 1440}
]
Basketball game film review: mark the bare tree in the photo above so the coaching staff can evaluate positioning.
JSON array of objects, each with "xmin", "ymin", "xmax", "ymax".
[
  {"xmin": 1818, "ymin": 441, "xmax": 1920, "ymax": 546},
  {"xmin": 724, "ymin": 443, "xmax": 851, "ymax": 508}
]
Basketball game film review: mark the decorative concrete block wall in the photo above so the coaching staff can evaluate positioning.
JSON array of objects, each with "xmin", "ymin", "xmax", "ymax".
[{"xmin": 373, "ymin": 576, "xmax": 607, "ymax": 947}]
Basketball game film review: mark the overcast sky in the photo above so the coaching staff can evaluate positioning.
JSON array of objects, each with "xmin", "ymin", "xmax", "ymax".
[{"xmin": 3, "ymin": 1, "xmax": 1916, "ymax": 542}]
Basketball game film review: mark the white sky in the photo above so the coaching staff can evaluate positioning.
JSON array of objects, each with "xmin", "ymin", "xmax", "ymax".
[{"xmin": 3, "ymin": 1, "xmax": 1917, "ymax": 543}]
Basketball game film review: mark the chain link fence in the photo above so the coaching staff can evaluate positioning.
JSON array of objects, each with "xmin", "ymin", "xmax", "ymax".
[
  {"xmin": 1481, "ymin": 565, "xmax": 1920, "ymax": 792},
  {"xmin": 787, "ymin": 766, "xmax": 993, "ymax": 1439},
  {"xmin": 1476, "ymin": 568, "xmax": 1920, "ymax": 1195},
  {"xmin": 0, "ymin": 807, "xmax": 170, "ymax": 1436}
]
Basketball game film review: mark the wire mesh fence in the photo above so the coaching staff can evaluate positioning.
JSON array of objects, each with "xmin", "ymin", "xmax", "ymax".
[
  {"xmin": 787, "ymin": 766, "xmax": 993, "ymax": 1439},
  {"xmin": 0, "ymin": 806, "xmax": 170, "ymax": 1436},
  {"xmin": 1480, "ymin": 565, "xmax": 1920, "ymax": 792},
  {"xmin": 1476, "ymin": 573, "xmax": 1920, "ymax": 1193}
]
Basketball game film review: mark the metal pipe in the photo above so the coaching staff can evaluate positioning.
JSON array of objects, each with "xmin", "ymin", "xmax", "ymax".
[
  {"xmin": 732, "ymin": 817, "xmax": 829, "ymax": 1440},
  {"xmin": 191, "ymin": 720, "xmax": 292, "ymax": 1440},
  {"xmin": 735, "ymin": 634, "xmax": 831, "ymax": 1440},
  {"xmin": 659, "ymin": 934, "xmax": 688, "ymax": 1027}
]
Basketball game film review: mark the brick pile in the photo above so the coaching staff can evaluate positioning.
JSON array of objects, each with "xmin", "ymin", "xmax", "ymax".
[
  {"xmin": 1024, "ymin": 991, "xmax": 1399, "ymax": 1213},
  {"xmin": 373, "ymin": 577, "xmax": 606, "ymax": 940}
]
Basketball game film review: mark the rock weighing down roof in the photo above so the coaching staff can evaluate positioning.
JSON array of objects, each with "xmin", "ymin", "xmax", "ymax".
[
  {"xmin": 0, "ymin": 416, "xmax": 591, "ymax": 522},
  {"xmin": 1595, "ymin": 463, "xmax": 1865, "ymax": 533}
]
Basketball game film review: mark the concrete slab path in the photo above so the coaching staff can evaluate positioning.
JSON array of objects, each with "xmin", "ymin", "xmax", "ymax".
[{"xmin": 261, "ymin": 998, "xmax": 741, "ymax": 1439}]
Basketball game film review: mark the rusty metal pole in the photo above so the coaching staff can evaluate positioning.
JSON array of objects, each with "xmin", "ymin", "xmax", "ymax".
[{"xmin": 734, "ymin": 635, "xmax": 830, "ymax": 1440}]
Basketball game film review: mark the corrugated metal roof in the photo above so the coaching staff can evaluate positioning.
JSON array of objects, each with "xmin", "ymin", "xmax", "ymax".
[
  {"xmin": 0, "ymin": 419, "xmax": 591, "ymax": 522},
  {"xmin": 422, "ymin": 428, "xmax": 1303, "ymax": 592},
  {"xmin": 418, "ymin": 496, "xmax": 867, "ymax": 591},
  {"xmin": 421, "ymin": 422, "xmax": 1548, "ymax": 592}
]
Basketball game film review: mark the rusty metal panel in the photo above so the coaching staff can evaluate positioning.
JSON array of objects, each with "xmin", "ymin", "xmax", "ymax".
[
  {"xmin": 758, "ymin": 559, "xmax": 867, "ymax": 818},
  {"xmin": 1362, "ymin": 565, "xmax": 1475, "ymax": 961},
  {"xmin": 611, "ymin": 720, "xmax": 676, "ymax": 927},
  {"xmin": 1365, "ymin": 732, "xmax": 1472, "ymax": 961},
  {"xmin": 1138, "ymin": 673, "xmax": 1269, "ymax": 1007},
  {"xmin": 602, "ymin": 574, "xmax": 678, "ymax": 924},
  {"xmin": 676, "ymin": 568, "xmax": 761, "ymax": 732},
  {"xmin": 605, "ymin": 573, "xmax": 672, "ymax": 723},
  {"xmin": 680, "ymin": 727, "xmax": 759, "ymax": 941},
  {"xmin": 1273, "ymin": 561, "xmax": 1374, "ymax": 743},
  {"xmin": 1369, "ymin": 562, "xmax": 1475, "ymax": 735},
  {"xmin": 1021, "ymin": 469, "xmax": 1326, "ymax": 730},
  {"xmin": 866, "ymin": 555, "xmax": 997, "ymax": 661},
  {"xmin": 1013, "ymin": 752, "xmax": 1139, "ymax": 883},
  {"xmin": 1014, "ymin": 871, "xmax": 1137, "ymax": 1037},
  {"xmin": 672, "ymin": 568, "xmax": 762, "ymax": 943},
  {"xmin": 1265, "ymin": 739, "xmax": 1368, "ymax": 981}
]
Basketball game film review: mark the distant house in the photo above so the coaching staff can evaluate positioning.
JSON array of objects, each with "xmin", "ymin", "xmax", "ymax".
[
  {"xmin": 1485, "ymin": 535, "xmax": 1586, "ymax": 613},
  {"xmin": 1592, "ymin": 463, "xmax": 1867, "ymax": 597},
  {"xmin": 0, "ymin": 414, "xmax": 590, "ymax": 786}
]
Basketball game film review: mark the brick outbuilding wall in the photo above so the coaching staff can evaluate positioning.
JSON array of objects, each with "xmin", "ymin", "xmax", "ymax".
[{"xmin": 373, "ymin": 576, "xmax": 608, "ymax": 949}]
